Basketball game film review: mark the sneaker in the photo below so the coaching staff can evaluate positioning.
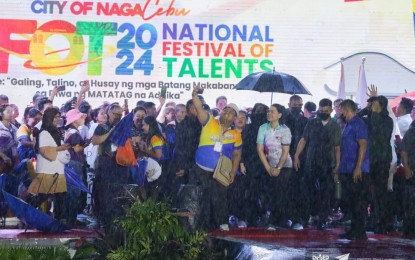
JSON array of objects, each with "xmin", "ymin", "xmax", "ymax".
[
  {"xmin": 219, "ymin": 224, "xmax": 229, "ymax": 231},
  {"xmin": 292, "ymin": 223, "xmax": 303, "ymax": 230},
  {"xmin": 86, "ymin": 216, "xmax": 98, "ymax": 223},
  {"xmin": 228, "ymin": 215, "xmax": 239, "ymax": 228},
  {"xmin": 317, "ymin": 221, "xmax": 327, "ymax": 230},
  {"xmin": 330, "ymin": 208, "xmax": 344, "ymax": 222},
  {"xmin": 267, "ymin": 224, "xmax": 277, "ymax": 231},
  {"xmin": 339, "ymin": 217, "xmax": 351, "ymax": 225},
  {"xmin": 308, "ymin": 215, "xmax": 319, "ymax": 226},
  {"xmin": 76, "ymin": 213, "xmax": 89, "ymax": 223},
  {"xmin": 394, "ymin": 220, "xmax": 403, "ymax": 229},
  {"xmin": 82, "ymin": 207, "xmax": 92, "ymax": 216},
  {"xmin": 237, "ymin": 220, "xmax": 247, "ymax": 228}
]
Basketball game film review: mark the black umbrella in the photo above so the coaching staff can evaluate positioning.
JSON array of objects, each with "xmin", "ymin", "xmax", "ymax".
[{"xmin": 235, "ymin": 69, "xmax": 311, "ymax": 104}]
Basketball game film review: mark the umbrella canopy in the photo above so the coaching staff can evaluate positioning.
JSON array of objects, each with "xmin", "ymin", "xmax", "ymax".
[
  {"xmin": 0, "ymin": 175, "xmax": 8, "ymax": 218},
  {"xmin": 109, "ymin": 111, "xmax": 134, "ymax": 146},
  {"xmin": 235, "ymin": 70, "xmax": 312, "ymax": 95},
  {"xmin": 3, "ymin": 191, "xmax": 68, "ymax": 233},
  {"xmin": 390, "ymin": 91, "xmax": 415, "ymax": 114},
  {"xmin": 65, "ymin": 165, "xmax": 90, "ymax": 193}
]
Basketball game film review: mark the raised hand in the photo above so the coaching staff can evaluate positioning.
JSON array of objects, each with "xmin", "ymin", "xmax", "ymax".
[
  {"xmin": 367, "ymin": 84, "xmax": 378, "ymax": 97},
  {"xmin": 81, "ymin": 80, "xmax": 90, "ymax": 93}
]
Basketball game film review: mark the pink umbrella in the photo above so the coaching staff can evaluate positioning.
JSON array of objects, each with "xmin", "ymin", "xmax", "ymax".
[{"xmin": 390, "ymin": 92, "xmax": 415, "ymax": 114}]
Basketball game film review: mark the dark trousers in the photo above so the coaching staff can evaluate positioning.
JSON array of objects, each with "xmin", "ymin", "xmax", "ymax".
[
  {"xmin": 310, "ymin": 166, "xmax": 334, "ymax": 223},
  {"xmin": 370, "ymin": 162, "xmax": 394, "ymax": 231},
  {"xmin": 94, "ymin": 155, "xmax": 129, "ymax": 231},
  {"xmin": 245, "ymin": 174, "xmax": 267, "ymax": 225},
  {"xmin": 403, "ymin": 179, "xmax": 415, "ymax": 236},
  {"xmin": 341, "ymin": 173, "xmax": 370, "ymax": 235},
  {"xmin": 227, "ymin": 173, "xmax": 248, "ymax": 221},
  {"xmin": 189, "ymin": 166, "xmax": 228, "ymax": 230},
  {"xmin": 66, "ymin": 160, "xmax": 84, "ymax": 225},
  {"xmin": 290, "ymin": 169, "xmax": 309, "ymax": 225},
  {"xmin": 265, "ymin": 168, "xmax": 292, "ymax": 225},
  {"xmin": 154, "ymin": 160, "xmax": 171, "ymax": 201},
  {"xmin": 162, "ymin": 163, "xmax": 189, "ymax": 206}
]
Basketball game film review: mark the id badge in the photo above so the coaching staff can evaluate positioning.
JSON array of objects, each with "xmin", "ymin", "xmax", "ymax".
[{"xmin": 214, "ymin": 141, "xmax": 223, "ymax": 152}]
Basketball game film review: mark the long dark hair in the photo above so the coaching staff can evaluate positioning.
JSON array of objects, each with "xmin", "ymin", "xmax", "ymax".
[
  {"xmin": 143, "ymin": 116, "xmax": 165, "ymax": 146},
  {"xmin": 36, "ymin": 107, "xmax": 62, "ymax": 152},
  {"xmin": 373, "ymin": 95, "xmax": 389, "ymax": 117}
]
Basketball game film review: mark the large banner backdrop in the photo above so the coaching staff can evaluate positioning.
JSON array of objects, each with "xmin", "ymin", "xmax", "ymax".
[{"xmin": 1, "ymin": 0, "xmax": 414, "ymax": 109}]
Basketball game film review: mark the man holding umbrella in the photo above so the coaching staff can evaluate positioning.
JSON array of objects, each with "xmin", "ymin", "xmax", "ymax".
[{"xmin": 190, "ymin": 86, "xmax": 242, "ymax": 230}]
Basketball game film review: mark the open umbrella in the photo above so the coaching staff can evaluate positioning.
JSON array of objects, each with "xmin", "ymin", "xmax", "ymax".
[
  {"xmin": 65, "ymin": 165, "xmax": 89, "ymax": 193},
  {"xmin": 235, "ymin": 69, "xmax": 311, "ymax": 104},
  {"xmin": 389, "ymin": 91, "xmax": 415, "ymax": 115},
  {"xmin": 3, "ymin": 191, "xmax": 68, "ymax": 232},
  {"xmin": 0, "ymin": 175, "xmax": 8, "ymax": 226}
]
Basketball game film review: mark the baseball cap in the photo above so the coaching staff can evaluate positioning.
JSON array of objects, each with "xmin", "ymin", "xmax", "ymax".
[
  {"xmin": 65, "ymin": 108, "xmax": 87, "ymax": 126},
  {"xmin": 224, "ymin": 103, "xmax": 239, "ymax": 115}
]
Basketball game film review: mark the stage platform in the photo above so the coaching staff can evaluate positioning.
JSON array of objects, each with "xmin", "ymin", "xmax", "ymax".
[
  {"xmin": 0, "ymin": 218, "xmax": 414, "ymax": 259},
  {"xmin": 210, "ymin": 227, "xmax": 415, "ymax": 259},
  {"xmin": 0, "ymin": 228, "xmax": 99, "ymax": 247}
]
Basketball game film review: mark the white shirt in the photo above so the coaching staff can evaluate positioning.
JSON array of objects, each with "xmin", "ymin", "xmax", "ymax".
[
  {"xmin": 397, "ymin": 114, "xmax": 412, "ymax": 138},
  {"xmin": 36, "ymin": 131, "xmax": 64, "ymax": 175},
  {"xmin": 78, "ymin": 124, "xmax": 89, "ymax": 140},
  {"xmin": 84, "ymin": 122, "xmax": 99, "ymax": 169}
]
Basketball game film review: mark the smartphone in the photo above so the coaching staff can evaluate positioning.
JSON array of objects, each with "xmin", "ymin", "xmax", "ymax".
[
  {"xmin": 160, "ymin": 86, "xmax": 167, "ymax": 98},
  {"xmin": 57, "ymin": 85, "xmax": 65, "ymax": 92},
  {"xmin": 124, "ymin": 98, "xmax": 128, "ymax": 107}
]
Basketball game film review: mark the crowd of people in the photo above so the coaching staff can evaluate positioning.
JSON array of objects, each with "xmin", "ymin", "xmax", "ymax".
[{"xmin": 0, "ymin": 83, "xmax": 415, "ymax": 241}]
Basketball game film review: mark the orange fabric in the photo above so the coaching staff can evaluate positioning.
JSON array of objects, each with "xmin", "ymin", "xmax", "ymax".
[{"xmin": 116, "ymin": 138, "xmax": 137, "ymax": 167}]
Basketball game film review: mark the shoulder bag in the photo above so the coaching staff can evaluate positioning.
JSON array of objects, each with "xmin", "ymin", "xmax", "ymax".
[{"xmin": 213, "ymin": 154, "xmax": 232, "ymax": 187}]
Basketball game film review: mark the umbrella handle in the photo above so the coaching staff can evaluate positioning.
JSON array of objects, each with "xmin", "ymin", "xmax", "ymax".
[{"xmin": 46, "ymin": 172, "xmax": 60, "ymax": 195}]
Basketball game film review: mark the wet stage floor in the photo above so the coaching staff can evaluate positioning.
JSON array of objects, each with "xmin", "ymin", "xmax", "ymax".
[
  {"xmin": 0, "ymin": 223, "xmax": 414, "ymax": 259},
  {"xmin": 210, "ymin": 227, "xmax": 415, "ymax": 259}
]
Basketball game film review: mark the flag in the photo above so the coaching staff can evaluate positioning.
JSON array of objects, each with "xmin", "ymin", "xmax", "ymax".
[
  {"xmin": 355, "ymin": 58, "xmax": 368, "ymax": 108},
  {"xmin": 337, "ymin": 60, "xmax": 346, "ymax": 99},
  {"xmin": 413, "ymin": 0, "xmax": 415, "ymax": 36},
  {"xmin": 109, "ymin": 111, "xmax": 133, "ymax": 146}
]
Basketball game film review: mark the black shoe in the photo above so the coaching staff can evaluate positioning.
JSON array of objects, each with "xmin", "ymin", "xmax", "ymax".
[
  {"xmin": 339, "ymin": 230, "xmax": 354, "ymax": 239},
  {"xmin": 374, "ymin": 225, "xmax": 385, "ymax": 235},
  {"xmin": 353, "ymin": 232, "xmax": 368, "ymax": 241}
]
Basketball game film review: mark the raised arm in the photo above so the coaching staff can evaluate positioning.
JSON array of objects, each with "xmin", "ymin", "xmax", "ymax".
[
  {"xmin": 75, "ymin": 80, "xmax": 90, "ymax": 109},
  {"xmin": 191, "ymin": 86, "xmax": 208, "ymax": 124}
]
